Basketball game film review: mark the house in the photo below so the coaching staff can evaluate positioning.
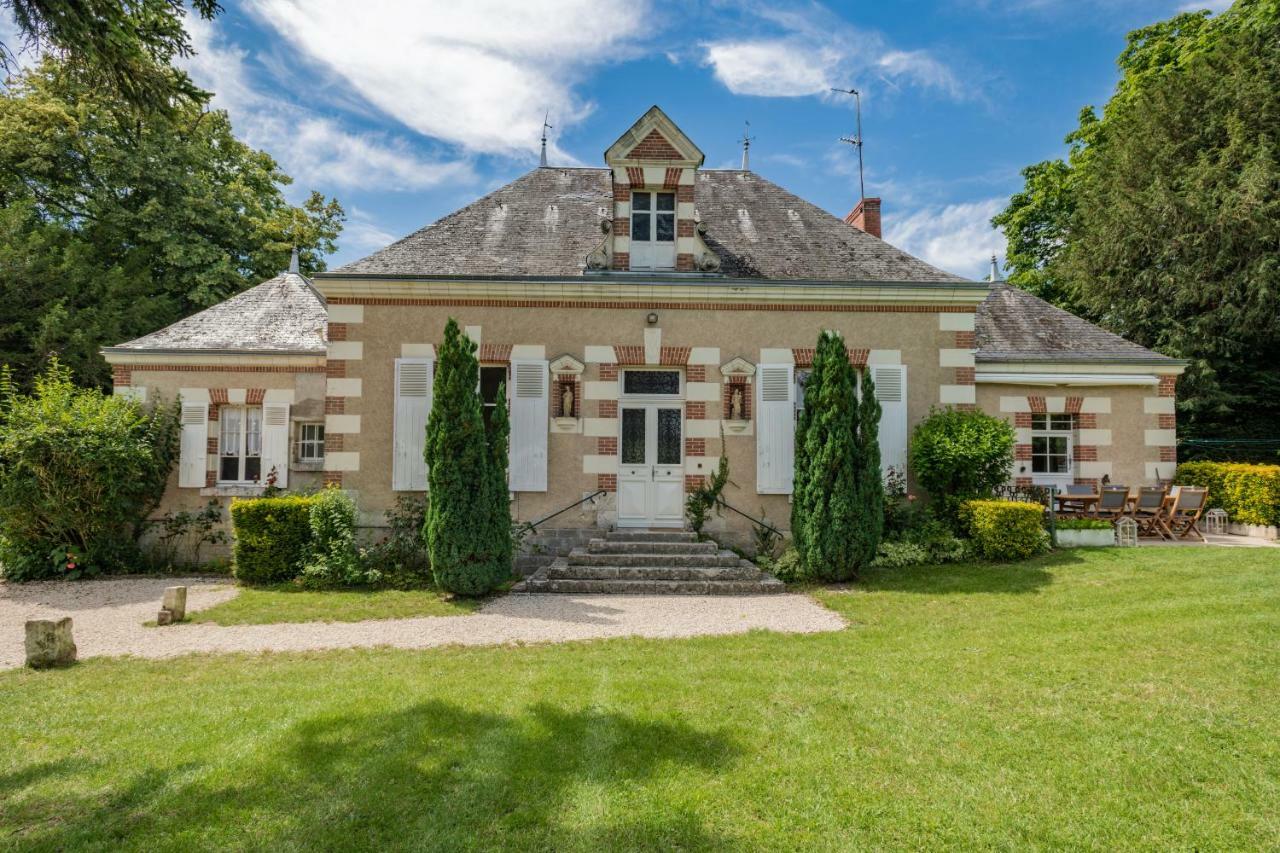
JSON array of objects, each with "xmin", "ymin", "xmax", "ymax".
[{"xmin": 103, "ymin": 106, "xmax": 1185, "ymax": 553}]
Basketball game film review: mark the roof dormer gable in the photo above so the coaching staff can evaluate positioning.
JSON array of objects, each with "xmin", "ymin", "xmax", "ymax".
[{"xmin": 604, "ymin": 105, "xmax": 705, "ymax": 169}]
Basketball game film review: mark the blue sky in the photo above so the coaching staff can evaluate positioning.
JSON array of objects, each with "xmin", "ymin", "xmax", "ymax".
[{"xmin": 21, "ymin": 0, "xmax": 1235, "ymax": 278}]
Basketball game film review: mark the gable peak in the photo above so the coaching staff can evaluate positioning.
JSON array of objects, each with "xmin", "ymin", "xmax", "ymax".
[{"xmin": 604, "ymin": 105, "xmax": 704, "ymax": 167}]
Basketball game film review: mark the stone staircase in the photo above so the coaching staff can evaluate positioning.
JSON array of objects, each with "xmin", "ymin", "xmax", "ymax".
[{"xmin": 513, "ymin": 530, "xmax": 785, "ymax": 595}]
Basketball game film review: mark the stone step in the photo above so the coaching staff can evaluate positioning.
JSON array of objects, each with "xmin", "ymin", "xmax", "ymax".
[
  {"xmin": 512, "ymin": 574, "xmax": 787, "ymax": 596},
  {"xmin": 604, "ymin": 530, "xmax": 698, "ymax": 543},
  {"xmin": 566, "ymin": 549, "xmax": 742, "ymax": 569},
  {"xmin": 545, "ymin": 563, "xmax": 762, "ymax": 582},
  {"xmin": 587, "ymin": 539, "xmax": 718, "ymax": 556}
]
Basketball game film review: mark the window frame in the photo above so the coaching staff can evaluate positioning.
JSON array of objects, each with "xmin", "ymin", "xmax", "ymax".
[
  {"xmin": 479, "ymin": 364, "xmax": 509, "ymax": 429},
  {"xmin": 298, "ymin": 422, "xmax": 325, "ymax": 462},
  {"xmin": 629, "ymin": 190, "xmax": 676, "ymax": 245},
  {"xmin": 620, "ymin": 368, "xmax": 684, "ymax": 399},
  {"xmin": 1029, "ymin": 413, "xmax": 1075, "ymax": 481},
  {"xmin": 219, "ymin": 404, "xmax": 263, "ymax": 484}
]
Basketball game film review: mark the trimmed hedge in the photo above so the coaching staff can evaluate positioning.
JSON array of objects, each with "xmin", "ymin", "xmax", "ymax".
[
  {"xmin": 229, "ymin": 495, "xmax": 320, "ymax": 584},
  {"xmin": 960, "ymin": 500, "xmax": 1049, "ymax": 561},
  {"xmin": 1174, "ymin": 462, "xmax": 1280, "ymax": 527}
]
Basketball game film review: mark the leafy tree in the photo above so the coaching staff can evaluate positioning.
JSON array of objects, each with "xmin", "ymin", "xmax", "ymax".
[
  {"xmin": 0, "ymin": 57, "xmax": 344, "ymax": 388},
  {"xmin": 791, "ymin": 331, "xmax": 881, "ymax": 582},
  {"xmin": 909, "ymin": 408, "xmax": 1015, "ymax": 524},
  {"xmin": 1, "ymin": 0, "xmax": 222, "ymax": 110},
  {"xmin": 0, "ymin": 359, "xmax": 179, "ymax": 580},
  {"xmin": 424, "ymin": 319, "xmax": 509, "ymax": 596},
  {"xmin": 992, "ymin": 0, "xmax": 1280, "ymax": 440}
]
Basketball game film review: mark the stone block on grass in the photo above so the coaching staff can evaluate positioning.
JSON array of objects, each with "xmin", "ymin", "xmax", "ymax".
[{"xmin": 25, "ymin": 617, "xmax": 76, "ymax": 668}]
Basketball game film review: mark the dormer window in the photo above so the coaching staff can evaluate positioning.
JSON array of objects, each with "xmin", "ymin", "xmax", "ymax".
[{"xmin": 630, "ymin": 191, "xmax": 676, "ymax": 271}]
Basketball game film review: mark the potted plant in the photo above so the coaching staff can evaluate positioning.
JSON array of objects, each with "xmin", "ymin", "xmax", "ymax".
[{"xmin": 1055, "ymin": 517, "xmax": 1115, "ymax": 547}]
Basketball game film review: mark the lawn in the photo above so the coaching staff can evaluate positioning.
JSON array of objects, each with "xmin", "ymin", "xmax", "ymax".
[
  {"xmin": 184, "ymin": 585, "xmax": 480, "ymax": 625},
  {"xmin": 2, "ymin": 547, "xmax": 1277, "ymax": 850}
]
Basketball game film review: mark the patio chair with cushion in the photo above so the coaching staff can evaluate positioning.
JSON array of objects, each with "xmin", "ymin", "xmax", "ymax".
[
  {"xmin": 1130, "ymin": 486, "xmax": 1170, "ymax": 538},
  {"xmin": 1094, "ymin": 486, "xmax": 1130, "ymax": 520},
  {"xmin": 1165, "ymin": 486, "xmax": 1208, "ymax": 542}
]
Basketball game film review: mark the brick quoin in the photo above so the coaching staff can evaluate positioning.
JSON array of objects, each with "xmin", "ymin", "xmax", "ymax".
[
  {"xmin": 1158, "ymin": 414, "xmax": 1176, "ymax": 429},
  {"xmin": 328, "ymin": 323, "xmax": 348, "ymax": 341},
  {"xmin": 1015, "ymin": 476, "xmax": 1033, "ymax": 488},
  {"xmin": 955, "ymin": 367, "xmax": 975, "ymax": 384},
  {"xmin": 685, "ymin": 365, "xmax": 706, "ymax": 382},
  {"xmin": 599, "ymin": 363, "xmax": 618, "ymax": 381},
  {"xmin": 597, "ymin": 474, "xmax": 617, "ymax": 493},
  {"xmin": 323, "ymin": 472, "xmax": 344, "ymax": 487},
  {"xmin": 954, "ymin": 403, "xmax": 978, "ymax": 412},
  {"xmin": 1077, "ymin": 413, "xmax": 1097, "ymax": 429},
  {"xmin": 954, "ymin": 331, "xmax": 976, "ymax": 348},
  {"xmin": 1065, "ymin": 396, "xmax": 1083, "ymax": 414},
  {"xmin": 205, "ymin": 470, "xmax": 217, "ymax": 488},
  {"xmin": 597, "ymin": 400, "xmax": 617, "ymax": 418},
  {"xmin": 326, "ymin": 434, "xmax": 345, "ymax": 453},
  {"xmin": 324, "ymin": 397, "xmax": 345, "ymax": 414},
  {"xmin": 206, "ymin": 437, "xmax": 218, "ymax": 454},
  {"xmin": 246, "ymin": 388, "xmax": 266, "ymax": 405},
  {"xmin": 675, "ymin": 184, "xmax": 694, "ymax": 203},
  {"xmin": 684, "ymin": 475, "xmax": 706, "ymax": 493},
  {"xmin": 112, "ymin": 366, "xmax": 132, "ymax": 386},
  {"xmin": 1015, "ymin": 444, "xmax": 1032, "ymax": 461},
  {"xmin": 1158, "ymin": 375, "xmax": 1177, "ymax": 397},
  {"xmin": 207, "ymin": 404, "xmax": 219, "ymax": 422},
  {"xmin": 1073, "ymin": 445, "xmax": 1098, "ymax": 462},
  {"xmin": 686, "ymin": 401, "xmax": 707, "ymax": 420},
  {"xmin": 612, "ymin": 181, "xmax": 630, "ymax": 201},
  {"xmin": 597, "ymin": 437, "xmax": 617, "ymax": 456},
  {"xmin": 1014, "ymin": 412, "xmax": 1032, "ymax": 428},
  {"xmin": 685, "ymin": 438, "xmax": 706, "ymax": 456},
  {"xmin": 611, "ymin": 252, "xmax": 630, "ymax": 271},
  {"xmin": 1159, "ymin": 447, "xmax": 1177, "ymax": 463},
  {"xmin": 676, "ymin": 219, "xmax": 695, "ymax": 237},
  {"xmin": 676, "ymin": 254, "xmax": 695, "ymax": 271},
  {"xmin": 627, "ymin": 130, "xmax": 683, "ymax": 160},
  {"xmin": 1028, "ymin": 396, "xmax": 1047, "ymax": 413}
]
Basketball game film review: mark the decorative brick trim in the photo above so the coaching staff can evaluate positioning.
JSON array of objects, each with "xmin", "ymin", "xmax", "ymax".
[
  {"xmin": 326, "ymin": 361, "xmax": 346, "ymax": 378},
  {"xmin": 126, "ymin": 364, "xmax": 325, "ymax": 374},
  {"xmin": 660, "ymin": 346, "xmax": 691, "ymax": 365},
  {"xmin": 685, "ymin": 438, "xmax": 706, "ymax": 456},
  {"xmin": 209, "ymin": 388, "xmax": 229, "ymax": 404},
  {"xmin": 613, "ymin": 181, "xmax": 630, "ymax": 202},
  {"xmin": 1077, "ymin": 413, "xmax": 1097, "ymax": 429},
  {"xmin": 676, "ymin": 253, "xmax": 695, "ymax": 272},
  {"xmin": 323, "ymin": 472, "xmax": 344, "ymax": 487},
  {"xmin": 614, "ymin": 345, "xmax": 645, "ymax": 365},
  {"xmin": 612, "ymin": 252, "xmax": 630, "ymax": 271},
  {"xmin": 597, "ymin": 399, "xmax": 617, "ymax": 418},
  {"xmin": 1065, "ymin": 396, "xmax": 1083, "ymax": 414},
  {"xmin": 1158, "ymin": 414, "xmax": 1176, "ymax": 429},
  {"xmin": 791, "ymin": 346, "xmax": 869, "ymax": 368},
  {"xmin": 597, "ymin": 474, "xmax": 617, "ymax": 493},
  {"xmin": 329, "ymin": 297, "xmax": 978, "ymax": 314},
  {"xmin": 954, "ymin": 403, "xmax": 978, "ymax": 412},
  {"xmin": 325, "ymin": 397, "xmax": 346, "ymax": 414},
  {"xmin": 1028, "ymin": 396, "xmax": 1047, "ymax": 413},
  {"xmin": 676, "ymin": 219, "xmax": 695, "ymax": 237},
  {"xmin": 206, "ymin": 437, "xmax": 218, "ymax": 454},
  {"xmin": 205, "ymin": 470, "xmax": 217, "ymax": 488},
  {"xmin": 1014, "ymin": 412, "xmax": 1032, "ymax": 428},
  {"xmin": 1074, "ymin": 478, "xmax": 1100, "ymax": 490},
  {"xmin": 684, "ymin": 475, "xmax": 705, "ymax": 493},
  {"xmin": 112, "ymin": 366, "xmax": 132, "ymax": 386},
  {"xmin": 1073, "ymin": 445, "xmax": 1098, "ymax": 462},
  {"xmin": 663, "ymin": 167, "xmax": 681, "ymax": 189},
  {"xmin": 1015, "ymin": 444, "xmax": 1032, "ymax": 461},
  {"xmin": 326, "ymin": 434, "xmax": 345, "ymax": 453},
  {"xmin": 246, "ymin": 388, "xmax": 266, "ymax": 405},
  {"xmin": 328, "ymin": 323, "xmax": 348, "ymax": 341},
  {"xmin": 686, "ymin": 401, "xmax": 707, "ymax": 420},
  {"xmin": 479, "ymin": 343, "xmax": 512, "ymax": 363},
  {"xmin": 1015, "ymin": 476, "xmax": 1033, "ymax": 488},
  {"xmin": 625, "ymin": 166, "xmax": 645, "ymax": 186},
  {"xmin": 1159, "ymin": 447, "xmax": 1177, "ymax": 463},
  {"xmin": 685, "ymin": 365, "xmax": 705, "ymax": 382},
  {"xmin": 848, "ymin": 348, "xmax": 869, "ymax": 367},
  {"xmin": 954, "ymin": 331, "xmax": 976, "ymax": 348},
  {"xmin": 599, "ymin": 364, "xmax": 619, "ymax": 381},
  {"xmin": 1158, "ymin": 375, "xmax": 1177, "ymax": 397},
  {"xmin": 723, "ymin": 377, "xmax": 751, "ymax": 421},
  {"xmin": 627, "ymin": 130, "xmax": 683, "ymax": 161},
  {"xmin": 553, "ymin": 376, "xmax": 581, "ymax": 418},
  {"xmin": 597, "ymin": 437, "xmax": 617, "ymax": 456},
  {"xmin": 955, "ymin": 367, "xmax": 975, "ymax": 384},
  {"xmin": 676, "ymin": 184, "xmax": 694, "ymax": 203}
]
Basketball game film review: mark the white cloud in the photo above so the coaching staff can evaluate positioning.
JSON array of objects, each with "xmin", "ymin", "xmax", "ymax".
[
  {"xmin": 884, "ymin": 197, "xmax": 1007, "ymax": 279},
  {"xmin": 183, "ymin": 16, "xmax": 472, "ymax": 191},
  {"xmin": 245, "ymin": 0, "xmax": 649, "ymax": 159},
  {"xmin": 1177, "ymin": 0, "xmax": 1232, "ymax": 11},
  {"xmin": 701, "ymin": 3, "xmax": 969, "ymax": 101},
  {"xmin": 341, "ymin": 210, "xmax": 399, "ymax": 254}
]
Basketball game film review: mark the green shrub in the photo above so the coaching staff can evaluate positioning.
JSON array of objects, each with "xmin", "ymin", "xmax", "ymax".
[
  {"xmin": 686, "ymin": 439, "xmax": 729, "ymax": 536},
  {"xmin": 363, "ymin": 495, "xmax": 432, "ymax": 588},
  {"xmin": 1056, "ymin": 517, "xmax": 1113, "ymax": 530},
  {"xmin": 0, "ymin": 361, "xmax": 179, "ymax": 580},
  {"xmin": 910, "ymin": 408, "xmax": 1015, "ymax": 523},
  {"xmin": 301, "ymin": 487, "xmax": 369, "ymax": 588},
  {"xmin": 1175, "ymin": 461, "xmax": 1280, "ymax": 527},
  {"xmin": 960, "ymin": 500, "xmax": 1050, "ymax": 561},
  {"xmin": 870, "ymin": 541, "xmax": 931, "ymax": 569},
  {"xmin": 767, "ymin": 548, "xmax": 804, "ymax": 583},
  {"xmin": 229, "ymin": 495, "xmax": 318, "ymax": 584}
]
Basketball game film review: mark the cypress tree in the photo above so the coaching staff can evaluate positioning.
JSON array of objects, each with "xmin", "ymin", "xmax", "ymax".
[
  {"xmin": 851, "ymin": 367, "xmax": 885, "ymax": 570},
  {"xmin": 483, "ymin": 382, "xmax": 514, "ymax": 579},
  {"xmin": 424, "ymin": 319, "xmax": 506, "ymax": 595}
]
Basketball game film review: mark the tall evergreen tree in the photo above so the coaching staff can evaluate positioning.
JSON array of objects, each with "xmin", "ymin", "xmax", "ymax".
[
  {"xmin": 424, "ymin": 319, "xmax": 507, "ymax": 596},
  {"xmin": 852, "ymin": 367, "xmax": 884, "ymax": 569},
  {"xmin": 483, "ymin": 381, "xmax": 513, "ymax": 580}
]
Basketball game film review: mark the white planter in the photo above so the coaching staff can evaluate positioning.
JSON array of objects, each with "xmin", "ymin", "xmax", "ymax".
[
  {"xmin": 1227, "ymin": 522, "xmax": 1278, "ymax": 541},
  {"xmin": 1056, "ymin": 528, "xmax": 1114, "ymax": 548}
]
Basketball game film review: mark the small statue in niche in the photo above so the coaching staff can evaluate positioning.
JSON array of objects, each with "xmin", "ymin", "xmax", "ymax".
[
  {"xmin": 561, "ymin": 382, "xmax": 575, "ymax": 418},
  {"xmin": 729, "ymin": 386, "xmax": 744, "ymax": 421}
]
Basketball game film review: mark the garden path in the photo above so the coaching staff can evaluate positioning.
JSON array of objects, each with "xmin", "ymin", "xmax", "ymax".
[{"xmin": 0, "ymin": 577, "xmax": 845, "ymax": 669}]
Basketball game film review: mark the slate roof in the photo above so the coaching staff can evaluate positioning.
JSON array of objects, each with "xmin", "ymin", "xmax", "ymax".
[
  {"xmin": 108, "ymin": 272, "xmax": 327, "ymax": 354},
  {"xmin": 976, "ymin": 283, "xmax": 1174, "ymax": 364},
  {"xmin": 333, "ymin": 167, "xmax": 967, "ymax": 283}
]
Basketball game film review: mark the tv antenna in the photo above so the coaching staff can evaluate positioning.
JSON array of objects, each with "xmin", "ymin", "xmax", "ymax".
[
  {"xmin": 740, "ymin": 120, "xmax": 755, "ymax": 170},
  {"xmin": 539, "ymin": 111, "xmax": 553, "ymax": 167},
  {"xmin": 831, "ymin": 87, "xmax": 865, "ymax": 201}
]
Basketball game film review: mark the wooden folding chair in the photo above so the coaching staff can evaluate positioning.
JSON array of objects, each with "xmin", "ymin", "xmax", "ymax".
[
  {"xmin": 1094, "ymin": 486, "xmax": 1130, "ymax": 520},
  {"xmin": 1131, "ymin": 486, "xmax": 1169, "ymax": 538},
  {"xmin": 1166, "ymin": 487, "xmax": 1208, "ymax": 542}
]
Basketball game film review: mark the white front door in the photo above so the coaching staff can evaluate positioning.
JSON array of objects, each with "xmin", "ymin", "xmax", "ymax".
[{"xmin": 617, "ymin": 403, "xmax": 685, "ymax": 527}]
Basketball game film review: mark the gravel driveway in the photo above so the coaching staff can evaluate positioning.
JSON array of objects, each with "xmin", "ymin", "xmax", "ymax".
[{"xmin": 1, "ymin": 577, "xmax": 845, "ymax": 669}]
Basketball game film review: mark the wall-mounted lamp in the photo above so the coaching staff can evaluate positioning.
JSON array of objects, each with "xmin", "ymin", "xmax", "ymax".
[{"xmin": 646, "ymin": 312, "xmax": 659, "ymax": 325}]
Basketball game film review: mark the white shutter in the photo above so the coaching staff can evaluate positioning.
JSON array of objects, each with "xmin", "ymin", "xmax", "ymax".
[
  {"xmin": 756, "ymin": 364, "xmax": 795, "ymax": 494},
  {"xmin": 509, "ymin": 359, "xmax": 549, "ymax": 492},
  {"xmin": 178, "ymin": 403, "xmax": 209, "ymax": 488},
  {"xmin": 261, "ymin": 403, "xmax": 290, "ymax": 488},
  {"xmin": 393, "ymin": 357, "xmax": 433, "ymax": 491},
  {"xmin": 872, "ymin": 365, "xmax": 908, "ymax": 481}
]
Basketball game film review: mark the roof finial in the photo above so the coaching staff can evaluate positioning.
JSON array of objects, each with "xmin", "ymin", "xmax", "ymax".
[
  {"xmin": 740, "ymin": 120, "xmax": 755, "ymax": 171},
  {"xmin": 831, "ymin": 87, "xmax": 865, "ymax": 201},
  {"xmin": 988, "ymin": 254, "xmax": 999, "ymax": 282},
  {"xmin": 540, "ymin": 111, "xmax": 553, "ymax": 167},
  {"xmin": 288, "ymin": 246, "xmax": 300, "ymax": 275}
]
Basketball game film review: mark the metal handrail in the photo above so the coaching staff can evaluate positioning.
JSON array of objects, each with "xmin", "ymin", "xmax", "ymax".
[
  {"xmin": 521, "ymin": 489, "xmax": 607, "ymax": 533},
  {"xmin": 715, "ymin": 499, "xmax": 784, "ymax": 537}
]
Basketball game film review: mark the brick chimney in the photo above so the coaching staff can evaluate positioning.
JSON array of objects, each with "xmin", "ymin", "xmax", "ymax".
[{"xmin": 844, "ymin": 197, "xmax": 882, "ymax": 238}]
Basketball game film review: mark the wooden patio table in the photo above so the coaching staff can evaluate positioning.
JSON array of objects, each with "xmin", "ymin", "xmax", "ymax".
[{"xmin": 1054, "ymin": 493, "xmax": 1099, "ymax": 515}]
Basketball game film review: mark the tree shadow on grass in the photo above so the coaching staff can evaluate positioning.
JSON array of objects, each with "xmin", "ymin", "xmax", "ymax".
[
  {"xmin": 11, "ymin": 701, "xmax": 742, "ymax": 851},
  {"xmin": 854, "ymin": 549, "xmax": 1087, "ymax": 596}
]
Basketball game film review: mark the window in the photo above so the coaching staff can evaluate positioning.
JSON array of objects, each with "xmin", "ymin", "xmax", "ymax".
[
  {"xmin": 629, "ymin": 191, "xmax": 676, "ymax": 271},
  {"xmin": 480, "ymin": 365, "xmax": 507, "ymax": 429},
  {"xmin": 219, "ymin": 406, "xmax": 262, "ymax": 483},
  {"xmin": 622, "ymin": 370, "xmax": 681, "ymax": 396},
  {"xmin": 1031, "ymin": 413, "xmax": 1075, "ymax": 477},
  {"xmin": 298, "ymin": 422, "xmax": 325, "ymax": 461}
]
